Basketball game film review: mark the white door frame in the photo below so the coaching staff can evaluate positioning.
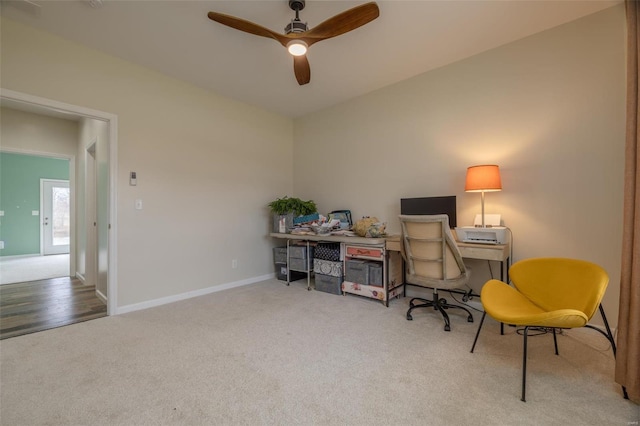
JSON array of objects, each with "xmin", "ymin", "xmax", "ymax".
[
  {"xmin": 85, "ymin": 140, "xmax": 97, "ymax": 290},
  {"xmin": 40, "ymin": 178, "xmax": 71, "ymax": 255},
  {"xmin": 1, "ymin": 88, "xmax": 119, "ymax": 316}
]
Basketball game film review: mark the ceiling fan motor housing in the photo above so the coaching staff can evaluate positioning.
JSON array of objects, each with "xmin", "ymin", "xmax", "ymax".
[{"xmin": 285, "ymin": 20, "xmax": 308, "ymax": 34}]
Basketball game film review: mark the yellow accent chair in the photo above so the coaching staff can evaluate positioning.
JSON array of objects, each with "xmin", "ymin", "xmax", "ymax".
[
  {"xmin": 470, "ymin": 257, "xmax": 626, "ymax": 401},
  {"xmin": 399, "ymin": 214, "xmax": 473, "ymax": 332}
]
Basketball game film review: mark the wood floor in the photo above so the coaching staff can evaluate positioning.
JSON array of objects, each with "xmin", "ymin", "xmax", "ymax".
[{"xmin": 0, "ymin": 276, "xmax": 107, "ymax": 340}]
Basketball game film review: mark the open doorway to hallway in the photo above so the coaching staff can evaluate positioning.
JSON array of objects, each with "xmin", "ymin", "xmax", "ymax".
[{"xmin": 0, "ymin": 89, "xmax": 117, "ymax": 322}]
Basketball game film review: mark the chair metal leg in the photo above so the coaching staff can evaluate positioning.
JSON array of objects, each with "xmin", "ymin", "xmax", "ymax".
[
  {"xmin": 585, "ymin": 304, "xmax": 629, "ymax": 400},
  {"xmin": 552, "ymin": 328, "xmax": 559, "ymax": 355},
  {"xmin": 407, "ymin": 289, "xmax": 473, "ymax": 332},
  {"xmin": 434, "ymin": 300, "xmax": 452, "ymax": 331},
  {"xmin": 599, "ymin": 304, "xmax": 617, "ymax": 356},
  {"xmin": 522, "ymin": 326, "xmax": 529, "ymax": 402},
  {"xmin": 406, "ymin": 297, "xmax": 432, "ymax": 320},
  {"xmin": 470, "ymin": 311, "xmax": 486, "ymax": 353}
]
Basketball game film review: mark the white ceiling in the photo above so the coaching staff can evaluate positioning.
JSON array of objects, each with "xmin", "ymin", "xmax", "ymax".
[{"xmin": 0, "ymin": 0, "xmax": 620, "ymax": 118}]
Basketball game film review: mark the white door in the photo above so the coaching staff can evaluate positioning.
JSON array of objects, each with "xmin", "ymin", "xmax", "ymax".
[{"xmin": 42, "ymin": 179, "xmax": 70, "ymax": 255}]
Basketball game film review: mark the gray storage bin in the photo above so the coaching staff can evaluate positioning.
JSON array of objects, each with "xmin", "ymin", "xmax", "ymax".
[
  {"xmin": 314, "ymin": 243, "xmax": 341, "ymax": 261},
  {"xmin": 289, "ymin": 245, "xmax": 314, "ymax": 260},
  {"xmin": 273, "ymin": 247, "xmax": 287, "ymax": 264},
  {"xmin": 313, "ymin": 259, "xmax": 343, "ymax": 277},
  {"xmin": 315, "ymin": 273, "xmax": 342, "ymax": 295},
  {"xmin": 290, "ymin": 257, "xmax": 312, "ymax": 272},
  {"xmin": 345, "ymin": 259, "xmax": 369, "ymax": 284},
  {"xmin": 368, "ymin": 263, "xmax": 383, "ymax": 287},
  {"xmin": 275, "ymin": 262, "xmax": 306, "ymax": 282}
]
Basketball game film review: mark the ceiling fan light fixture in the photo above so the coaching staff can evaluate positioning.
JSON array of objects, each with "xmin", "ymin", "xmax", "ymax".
[{"xmin": 287, "ymin": 40, "xmax": 308, "ymax": 56}]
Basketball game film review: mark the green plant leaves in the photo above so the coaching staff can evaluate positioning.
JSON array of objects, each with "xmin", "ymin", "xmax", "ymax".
[{"xmin": 268, "ymin": 196, "xmax": 317, "ymax": 216}]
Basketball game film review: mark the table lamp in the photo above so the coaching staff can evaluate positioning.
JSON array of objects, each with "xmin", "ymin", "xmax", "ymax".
[{"xmin": 465, "ymin": 165, "xmax": 502, "ymax": 228}]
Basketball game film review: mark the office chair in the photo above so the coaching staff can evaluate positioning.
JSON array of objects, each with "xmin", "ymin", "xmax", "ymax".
[
  {"xmin": 399, "ymin": 214, "xmax": 474, "ymax": 331},
  {"xmin": 470, "ymin": 257, "xmax": 627, "ymax": 402}
]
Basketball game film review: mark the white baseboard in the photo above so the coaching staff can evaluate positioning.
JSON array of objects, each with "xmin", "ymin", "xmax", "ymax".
[
  {"xmin": 95, "ymin": 288, "xmax": 107, "ymax": 305},
  {"xmin": 115, "ymin": 273, "xmax": 275, "ymax": 315},
  {"xmin": 75, "ymin": 272, "xmax": 86, "ymax": 284}
]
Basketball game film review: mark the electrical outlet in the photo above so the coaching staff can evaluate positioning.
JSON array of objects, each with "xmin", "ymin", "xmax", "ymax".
[
  {"xmin": 0, "ymin": 241, "xmax": 4, "ymax": 250},
  {"xmin": 232, "ymin": 259, "xmax": 238, "ymax": 269}
]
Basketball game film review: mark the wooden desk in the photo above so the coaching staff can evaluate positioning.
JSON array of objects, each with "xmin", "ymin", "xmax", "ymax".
[
  {"xmin": 455, "ymin": 240, "xmax": 511, "ymax": 282},
  {"xmin": 270, "ymin": 232, "xmax": 403, "ymax": 306},
  {"xmin": 389, "ymin": 234, "xmax": 509, "ymax": 280},
  {"xmin": 270, "ymin": 232, "xmax": 510, "ymax": 304}
]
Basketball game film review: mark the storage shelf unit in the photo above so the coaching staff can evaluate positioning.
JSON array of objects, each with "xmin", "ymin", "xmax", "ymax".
[
  {"xmin": 286, "ymin": 239, "xmax": 315, "ymax": 290},
  {"xmin": 270, "ymin": 233, "xmax": 404, "ymax": 306},
  {"xmin": 342, "ymin": 243, "xmax": 403, "ymax": 307}
]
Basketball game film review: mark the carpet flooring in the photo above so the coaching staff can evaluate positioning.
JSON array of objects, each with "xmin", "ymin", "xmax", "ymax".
[{"xmin": 0, "ymin": 278, "xmax": 637, "ymax": 425}]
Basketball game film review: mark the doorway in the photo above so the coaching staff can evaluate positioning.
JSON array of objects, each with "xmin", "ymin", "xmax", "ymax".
[
  {"xmin": 41, "ymin": 179, "xmax": 70, "ymax": 255},
  {"xmin": 1, "ymin": 88, "xmax": 118, "ymax": 316}
]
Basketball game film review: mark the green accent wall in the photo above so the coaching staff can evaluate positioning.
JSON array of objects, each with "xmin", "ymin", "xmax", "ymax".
[{"xmin": 0, "ymin": 153, "xmax": 69, "ymax": 256}]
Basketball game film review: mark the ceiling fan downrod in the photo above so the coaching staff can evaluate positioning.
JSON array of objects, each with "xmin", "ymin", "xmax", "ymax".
[{"xmin": 285, "ymin": 0, "xmax": 308, "ymax": 34}]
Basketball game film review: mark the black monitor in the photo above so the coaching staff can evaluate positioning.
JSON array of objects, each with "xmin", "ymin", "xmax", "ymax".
[{"xmin": 400, "ymin": 196, "xmax": 457, "ymax": 228}]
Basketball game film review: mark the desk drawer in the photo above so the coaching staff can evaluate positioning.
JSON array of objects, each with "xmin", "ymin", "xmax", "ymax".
[{"xmin": 345, "ymin": 245, "xmax": 384, "ymax": 260}]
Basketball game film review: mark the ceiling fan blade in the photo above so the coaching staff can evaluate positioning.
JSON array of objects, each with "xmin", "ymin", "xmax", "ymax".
[
  {"xmin": 293, "ymin": 55, "xmax": 311, "ymax": 86},
  {"xmin": 302, "ymin": 2, "xmax": 379, "ymax": 46},
  {"xmin": 207, "ymin": 12, "xmax": 289, "ymax": 47}
]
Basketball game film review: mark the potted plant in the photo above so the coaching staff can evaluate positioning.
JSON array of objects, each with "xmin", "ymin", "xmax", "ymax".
[{"xmin": 268, "ymin": 196, "xmax": 317, "ymax": 233}]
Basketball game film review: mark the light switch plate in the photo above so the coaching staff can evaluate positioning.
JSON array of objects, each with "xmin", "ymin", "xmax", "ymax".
[
  {"xmin": 135, "ymin": 199, "xmax": 143, "ymax": 210},
  {"xmin": 32, "ymin": 210, "xmax": 39, "ymax": 216}
]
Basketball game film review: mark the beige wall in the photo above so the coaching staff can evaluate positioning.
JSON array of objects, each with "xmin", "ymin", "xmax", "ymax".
[
  {"xmin": 293, "ymin": 5, "xmax": 626, "ymax": 324},
  {"xmin": 0, "ymin": 107, "xmax": 78, "ymax": 157},
  {"xmin": 1, "ymin": 17, "xmax": 294, "ymax": 308}
]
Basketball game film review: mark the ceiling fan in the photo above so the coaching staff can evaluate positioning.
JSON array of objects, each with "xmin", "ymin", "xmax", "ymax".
[{"xmin": 207, "ymin": 1, "xmax": 380, "ymax": 85}]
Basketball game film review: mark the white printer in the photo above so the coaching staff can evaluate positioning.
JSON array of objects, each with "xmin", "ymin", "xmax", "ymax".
[{"xmin": 455, "ymin": 214, "xmax": 508, "ymax": 245}]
